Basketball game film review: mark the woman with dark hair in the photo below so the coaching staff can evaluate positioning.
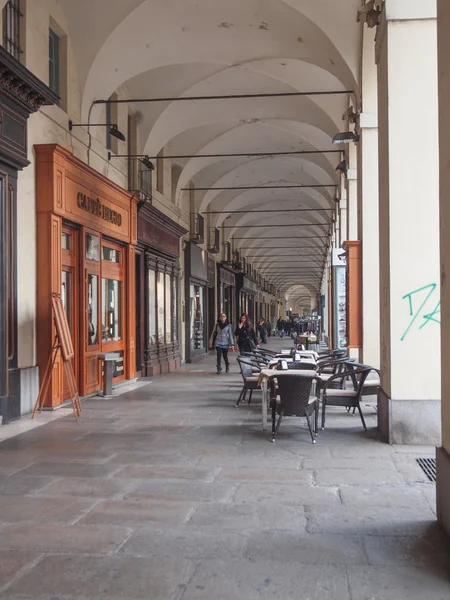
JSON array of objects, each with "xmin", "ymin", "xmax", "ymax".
[
  {"xmin": 234, "ymin": 313, "xmax": 259, "ymax": 354},
  {"xmin": 209, "ymin": 313, "xmax": 235, "ymax": 374}
]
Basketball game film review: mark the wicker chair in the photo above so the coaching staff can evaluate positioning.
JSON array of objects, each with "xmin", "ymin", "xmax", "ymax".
[
  {"xmin": 236, "ymin": 357, "xmax": 261, "ymax": 408},
  {"xmin": 320, "ymin": 365, "xmax": 372, "ymax": 431},
  {"xmin": 272, "ymin": 374, "xmax": 320, "ymax": 443},
  {"xmin": 288, "ymin": 360, "xmax": 318, "ymax": 371}
]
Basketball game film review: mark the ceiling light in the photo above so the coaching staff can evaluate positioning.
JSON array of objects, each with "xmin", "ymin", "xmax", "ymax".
[{"xmin": 332, "ymin": 132, "xmax": 360, "ymax": 145}]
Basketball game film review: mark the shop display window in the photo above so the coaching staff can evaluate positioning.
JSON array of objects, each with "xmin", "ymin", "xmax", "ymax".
[
  {"xmin": 86, "ymin": 233, "xmax": 100, "ymax": 261},
  {"xmin": 165, "ymin": 273, "xmax": 171, "ymax": 343},
  {"xmin": 102, "ymin": 278, "xmax": 122, "ymax": 342},
  {"xmin": 148, "ymin": 269, "xmax": 157, "ymax": 345},
  {"xmin": 62, "ymin": 232, "xmax": 71, "ymax": 250},
  {"xmin": 190, "ymin": 283, "xmax": 205, "ymax": 352},
  {"xmin": 172, "ymin": 277, "xmax": 178, "ymax": 342},
  {"xmin": 61, "ymin": 270, "xmax": 72, "ymax": 332},
  {"xmin": 157, "ymin": 271, "xmax": 165, "ymax": 344},
  {"xmin": 87, "ymin": 274, "xmax": 98, "ymax": 345},
  {"xmin": 102, "ymin": 246, "xmax": 120, "ymax": 263}
]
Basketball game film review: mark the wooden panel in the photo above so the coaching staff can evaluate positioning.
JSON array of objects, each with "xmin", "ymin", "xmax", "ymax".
[
  {"xmin": 345, "ymin": 241, "xmax": 362, "ymax": 349},
  {"xmin": 85, "ymin": 356, "xmax": 101, "ymax": 393},
  {"xmin": 55, "ymin": 168, "xmax": 63, "ymax": 210},
  {"xmin": 126, "ymin": 244, "xmax": 136, "ymax": 380}
]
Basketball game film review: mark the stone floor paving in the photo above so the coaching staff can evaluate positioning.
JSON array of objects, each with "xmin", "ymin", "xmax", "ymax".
[{"xmin": 0, "ymin": 338, "xmax": 448, "ymax": 599}]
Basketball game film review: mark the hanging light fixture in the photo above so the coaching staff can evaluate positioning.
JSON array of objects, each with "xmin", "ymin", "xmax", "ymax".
[{"xmin": 68, "ymin": 120, "xmax": 126, "ymax": 142}]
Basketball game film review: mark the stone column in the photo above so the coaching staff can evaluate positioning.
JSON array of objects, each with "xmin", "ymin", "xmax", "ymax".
[
  {"xmin": 360, "ymin": 26, "xmax": 380, "ymax": 369},
  {"xmin": 437, "ymin": 0, "xmax": 450, "ymax": 536},
  {"xmin": 376, "ymin": 0, "xmax": 441, "ymax": 444}
]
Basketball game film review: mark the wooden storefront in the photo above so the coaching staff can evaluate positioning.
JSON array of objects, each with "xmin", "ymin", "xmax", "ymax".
[
  {"xmin": 136, "ymin": 204, "xmax": 186, "ymax": 376},
  {"xmin": 35, "ymin": 144, "xmax": 138, "ymax": 407}
]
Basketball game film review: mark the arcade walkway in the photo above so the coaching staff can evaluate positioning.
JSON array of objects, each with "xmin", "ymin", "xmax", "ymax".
[{"xmin": 0, "ymin": 339, "xmax": 448, "ymax": 599}]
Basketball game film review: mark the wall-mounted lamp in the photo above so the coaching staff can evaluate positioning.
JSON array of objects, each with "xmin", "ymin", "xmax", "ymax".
[
  {"xmin": 356, "ymin": 1, "xmax": 380, "ymax": 28},
  {"xmin": 332, "ymin": 132, "xmax": 360, "ymax": 145},
  {"xmin": 69, "ymin": 120, "xmax": 126, "ymax": 142}
]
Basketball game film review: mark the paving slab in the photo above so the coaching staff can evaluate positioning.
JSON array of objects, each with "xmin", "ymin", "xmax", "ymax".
[
  {"xmin": 233, "ymin": 482, "xmax": 340, "ymax": 505},
  {"xmin": 306, "ymin": 505, "xmax": 437, "ymax": 536},
  {"xmin": 0, "ymin": 550, "xmax": 41, "ymax": 590},
  {"xmin": 125, "ymin": 480, "xmax": 235, "ymax": 502},
  {"xmin": 217, "ymin": 467, "xmax": 313, "ymax": 484},
  {"xmin": 346, "ymin": 565, "xmax": 450, "ymax": 600},
  {"xmin": 188, "ymin": 501, "xmax": 307, "ymax": 531},
  {"xmin": 244, "ymin": 531, "xmax": 368, "ymax": 565},
  {"xmin": 0, "ymin": 494, "xmax": 96, "ymax": 524},
  {"xmin": 315, "ymin": 467, "xmax": 404, "ymax": 486},
  {"xmin": 121, "ymin": 526, "xmax": 247, "ymax": 559},
  {"xmin": 0, "ymin": 475, "xmax": 55, "ymax": 496},
  {"xmin": 0, "ymin": 523, "xmax": 132, "ymax": 553},
  {"xmin": 3, "ymin": 554, "xmax": 195, "ymax": 600},
  {"xmin": 34, "ymin": 476, "xmax": 141, "ymax": 499},
  {"xmin": 79, "ymin": 498, "xmax": 197, "ymax": 527},
  {"xmin": 180, "ymin": 560, "xmax": 351, "ymax": 600}
]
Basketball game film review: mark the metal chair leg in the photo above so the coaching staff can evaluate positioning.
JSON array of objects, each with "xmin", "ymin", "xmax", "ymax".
[
  {"xmin": 248, "ymin": 389, "xmax": 253, "ymax": 405},
  {"xmin": 306, "ymin": 414, "xmax": 316, "ymax": 444},
  {"xmin": 272, "ymin": 413, "xmax": 283, "ymax": 442},
  {"xmin": 236, "ymin": 387, "xmax": 244, "ymax": 408},
  {"xmin": 314, "ymin": 403, "xmax": 319, "ymax": 436},
  {"xmin": 357, "ymin": 403, "xmax": 367, "ymax": 431},
  {"xmin": 271, "ymin": 402, "xmax": 276, "ymax": 437},
  {"xmin": 321, "ymin": 398, "xmax": 327, "ymax": 430}
]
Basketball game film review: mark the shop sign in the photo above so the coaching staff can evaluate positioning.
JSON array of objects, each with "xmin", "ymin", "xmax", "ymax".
[{"xmin": 77, "ymin": 192, "xmax": 122, "ymax": 226}]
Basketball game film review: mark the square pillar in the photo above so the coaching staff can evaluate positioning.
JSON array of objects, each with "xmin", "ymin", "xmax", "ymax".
[
  {"xmin": 376, "ymin": 1, "xmax": 441, "ymax": 444},
  {"xmin": 437, "ymin": 0, "xmax": 450, "ymax": 537}
]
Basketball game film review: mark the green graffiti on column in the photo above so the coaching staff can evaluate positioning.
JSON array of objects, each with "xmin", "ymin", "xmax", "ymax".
[{"xmin": 401, "ymin": 283, "xmax": 440, "ymax": 341}]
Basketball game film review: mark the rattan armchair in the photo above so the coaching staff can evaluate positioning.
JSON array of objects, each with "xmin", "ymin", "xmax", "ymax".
[
  {"xmin": 236, "ymin": 357, "xmax": 261, "ymax": 408},
  {"xmin": 272, "ymin": 374, "xmax": 320, "ymax": 443},
  {"xmin": 320, "ymin": 365, "xmax": 372, "ymax": 431}
]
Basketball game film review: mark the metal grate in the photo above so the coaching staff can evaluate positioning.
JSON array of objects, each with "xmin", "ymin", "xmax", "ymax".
[{"xmin": 416, "ymin": 458, "xmax": 436, "ymax": 483}]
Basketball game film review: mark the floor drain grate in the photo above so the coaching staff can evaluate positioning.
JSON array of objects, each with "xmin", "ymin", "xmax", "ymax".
[{"xmin": 416, "ymin": 458, "xmax": 436, "ymax": 483}]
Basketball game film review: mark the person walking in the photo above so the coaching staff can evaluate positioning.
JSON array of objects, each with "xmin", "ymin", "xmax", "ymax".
[
  {"xmin": 277, "ymin": 317, "xmax": 285, "ymax": 338},
  {"xmin": 209, "ymin": 313, "xmax": 235, "ymax": 374},
  {"xmin": 257, "ymin": 317, "xmax": 268, "ymax": 344},
  {"xmin": 234, "ymin": 313, "xmax": 259, "ymax": 354}
]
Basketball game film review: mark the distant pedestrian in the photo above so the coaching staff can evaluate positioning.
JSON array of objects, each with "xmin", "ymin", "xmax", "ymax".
[
  {"xmin": 235, "ymin": 313, "xmax": 259, "ymax": 354},
  {"xmin": 209, "ymin": 313, "xmax": 235, "ymax": 374},
  {"xmin": 257, "ymin": 317, "xmax": 268, "ymax": 344},
  {"xmin": 277, "ymin": 317, "xmax": 285, "ymax": 338}
]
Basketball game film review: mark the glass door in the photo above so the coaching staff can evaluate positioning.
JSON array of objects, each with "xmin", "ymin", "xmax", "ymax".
[
  {"xmin": 101, "ymin": 241, "xmax": 125, "ymax": 382},
  {"xmin": 61, "ymin": 226, "xmax": 79, "ymax": 400}
]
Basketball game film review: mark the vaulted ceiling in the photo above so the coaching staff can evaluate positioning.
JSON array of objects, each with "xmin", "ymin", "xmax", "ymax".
[{"xmin": 60, "ymin": 0, "xmax": 363, "ymax": 308}]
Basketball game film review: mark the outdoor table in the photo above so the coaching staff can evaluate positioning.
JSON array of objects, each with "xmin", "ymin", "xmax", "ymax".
[
  {"xmin": 298, "ymin": 334, "xmax": 318, "ymax": 350},
  {"xmin": 258, "ymin": 368, "xmax": 321, "ymax": 431}
]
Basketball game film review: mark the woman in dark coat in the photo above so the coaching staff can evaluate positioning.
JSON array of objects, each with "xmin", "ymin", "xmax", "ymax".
[{"xmin": 234, "ymin": 313, "xmax": 259, "ymax": 354}]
